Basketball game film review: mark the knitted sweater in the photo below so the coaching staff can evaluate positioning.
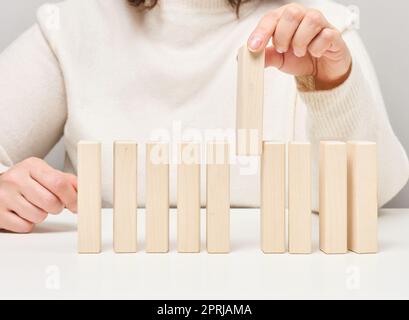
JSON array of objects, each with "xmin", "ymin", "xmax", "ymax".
[{"xmin": 0, "ymin": 0, "xmax": 408, "ymax": 209}]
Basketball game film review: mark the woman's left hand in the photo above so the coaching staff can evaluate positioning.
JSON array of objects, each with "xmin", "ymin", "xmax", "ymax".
[{"xmin": 248, "ymin": 3, "xmax": 352, "ymax": 90}]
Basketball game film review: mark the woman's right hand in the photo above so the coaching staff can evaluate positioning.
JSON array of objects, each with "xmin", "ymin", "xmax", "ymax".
[{"xmin": 0, "ymin": 157, "xmax": 77, "ymax": 233}]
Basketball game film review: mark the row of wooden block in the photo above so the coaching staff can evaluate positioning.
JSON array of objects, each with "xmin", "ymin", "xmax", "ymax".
[
  {"xmin": 77, "ymin": 140, "xmax": 378, "ymax": 255},
  {"xmin": 235, "ymin": 46, "xmax": 377, "ymax": 254},
  {"xmin": 78, "ymin": 141, "xmax": 230, "ymax": 254},
  {"xmin": 262, "ymin": 141, "xmax": 378, "ymax": 255}
]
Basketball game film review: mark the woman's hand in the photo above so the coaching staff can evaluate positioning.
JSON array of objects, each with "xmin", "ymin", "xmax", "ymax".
[
  {"xmin": 248, "ymin": 3, "xmax": 352, "ymax": 90},
  {"xmin": 0, "ymin": 157, "xmax": 77, "ymax": 233}
]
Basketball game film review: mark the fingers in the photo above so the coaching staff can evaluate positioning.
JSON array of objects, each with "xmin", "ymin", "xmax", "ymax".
[
  {"xmin": 0, "ymin": 157, "xmax": 78, "ymax": 233},
  {"xmin": 0, "ymin": 179, "xmax": 35, "ymax": 233},
  {"xmin": 10, "ymin": 194, "xmax": 48, "ymax": 224},
  {"xmin": 274, "ymin": 5, "xmax": 307, "ymax": 53},
  {"xmin": 26, "ymin": 158, "xmax": 77, "ymax": 213},
  {"xmin": 308, "ymin": 28, "xmax": 344, "ymax": 59},
  {"xmin": 248, "ymin": 4, "xmax": 338, "ymax": 60},
  {"xmin": 0, "ymin": 184, "xmax": 48, "ymax": 224},
  {"xmin": 0, "ymin": 210, "xmax": 34, "ymax": 234},
  {"xmin": 19, "ymin": 178, "xmax": 64, "ymax": 214},
  {"xmin": 292, "ymin": 10, "xmax": 330, "ymax": 57},
  {"xmin": 248, "ymin": 9, "xmax": 283, "ymax": 52},
  {"xmin": 248, "ymin": 4, "xmax": 304, "ymax": 53}
]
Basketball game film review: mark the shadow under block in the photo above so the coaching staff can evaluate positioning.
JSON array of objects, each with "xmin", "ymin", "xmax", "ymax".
[
  {"xmin": 113, "ymin": 142, "xmax": 137, "ymax": 253},
  {"xmin": 236, "ymin": 45, "xmax": 265, "ymax": 156},
  {"xmin": 320, "ymin": 142, "xmax": 348, "ymax": 254},
  {"xmin": 77, "ymin": 141, "xmax": 102, "ymax": 254},
  {"xmin": 261, "ymin": 142, "xmax": 286, "ymax": 253},
  {"xmin": 347, "ymin": 142, "xmax": 378, "ymax": 254},
  {"xmin": 206, "ymin": 142, "xmax": 230, "ymax": 254},
  {"xmin": 177, "ymin": 143, "xmax": 201, "ymax": 253},
  {"xmin": 288, "ymin": 143, "xmax": 312, "ymax": 254},
  {"xmin": 146, "ymin": 143, "xmax": 170, "ymax": 253}
]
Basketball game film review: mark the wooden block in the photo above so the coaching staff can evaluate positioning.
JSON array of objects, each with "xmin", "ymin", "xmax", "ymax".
[
  {"xmin": 347, "ymin": 142, "xmax": 378, "ymax": 254},
  {"xmin": 77, "ymin": 141, "xmax": 101, "ymax": 254},
  {"xmin": 113, "ymin": 141, "xmax": 137, "ymax": 253},
  {"xmin": 177, "ymin": 143, "xmax": 201, "ymax": 253},
  {"xmin": 236, "ymin": 45, "xmax": 265, "ymax": 156},
  {"xmin": 288, "ymin": 143, "xmax": 311, "ymax": 254},
  {"xmin": 146, "ymin": 142, "xmax": 169, "ymax": 253},
  {"xmin": 261, "ymin": 142, "xmax": 286, "ymax": 253},
  {"xmin": 206, "ymin": 142, "xmax": 230, "ymax": 254},
  {"xmin": 320, "ymin": 141, "xmax": 348, "ymax": 254}
]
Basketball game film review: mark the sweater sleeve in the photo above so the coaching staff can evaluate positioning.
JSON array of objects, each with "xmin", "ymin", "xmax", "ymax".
[
  {"xmin": 0, "ymin": 24, "xmax": 67, "ymax": 173},
  {"xmin": 298, "ymin": 29, "xmax": 409, "ymax": 207}
]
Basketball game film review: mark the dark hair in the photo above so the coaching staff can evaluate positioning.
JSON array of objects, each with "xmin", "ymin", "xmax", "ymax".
[{"xmin": 128, "ymin": 0, "xmax": 247, "ymax": 15}]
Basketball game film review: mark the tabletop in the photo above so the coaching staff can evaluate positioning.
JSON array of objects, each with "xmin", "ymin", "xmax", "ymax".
[{"xmin": 0, "ymin": 208, "xmax": 408, "ymax": 300}]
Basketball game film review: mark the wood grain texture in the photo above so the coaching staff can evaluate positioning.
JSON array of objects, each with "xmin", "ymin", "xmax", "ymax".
[
  {"xmin": 206, "ymin": 142, "xmax": 230, "ymax": 254},
  {"xmin": 77, "ymin": 141, "xmax": 102, "ymax": 254},
  {"xmin": 320, "ymin": 141, "xmax": 347, "ymax": 254},
  {"xmin": 261, "ymin": 142, "xmax": 286, "ymax": 253},
  {"xmin": 288, "ymin": 143, "xmax": 311, "ymax": 254},
  {"xmin": 146, "ymin": 142, "xmax": 170, "ymax": 253},
  {"xmin": 177, "ymin": 143, "xmax": 201, "ymax": 253},
  {"xmin": 236, "ymin": 45, "xmax": 265, "ymax": 156},
  {"xmin": 347, "ymin": 142, "xmax": 378, "ymax": 254},
  {"xmin": 113, "ymin": 141, "xmax": 137, "ymax": 253}
]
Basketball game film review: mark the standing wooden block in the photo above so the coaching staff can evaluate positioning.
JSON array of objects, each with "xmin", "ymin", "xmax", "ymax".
[
  {"xmin": 146, "ymin": 142, "xmax": 169, "ymax": 253},
  {"xmin": 206, "ymin": 142, "xmax": 230, "ymax": 254},
  {"xmin": 320, "ymin": 141, "xmax": 348, "ymax": 254},
  {"xmin": 347, "ymin": 142, "xmax": 378, "ymax": 254},
  {"xmin": 288, "ymin": 143, "xmax": 311, "ymax": 254},
  {"xmin": 177, "ymin": 143, "xmax": 201, "ymax": 253},
  {"xmin": 113, "ymin": 141, "xmax": 137, "ymax": 253},
  {"xmin": 236, "ymin": 45, "xmax": 265, "ymax": 156},
  {"xmin": 261, "ymin": 142, "xmax": 286, "ymax": 253},
  {"xmin": 77, "ymin": 141, "xmax": 102, "ymax": 254}
]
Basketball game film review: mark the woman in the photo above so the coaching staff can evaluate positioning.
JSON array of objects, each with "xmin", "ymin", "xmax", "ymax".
[{"xmin": 0, "ymin": 0, "xmax": 408, "ymax": 233}]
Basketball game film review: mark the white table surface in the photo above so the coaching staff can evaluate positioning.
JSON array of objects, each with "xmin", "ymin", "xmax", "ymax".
[{"xmin": 0, "ymin": 208, "xmax": 408, "ymax": 300}]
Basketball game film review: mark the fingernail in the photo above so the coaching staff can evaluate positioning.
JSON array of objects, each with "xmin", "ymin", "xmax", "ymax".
[
  {"xmin": 276, "ymin": 47, "xmax": 285, "ymax": 54},
  {"xmin": 248, "ymin": 36, "xmax": 263, "ymax": 51},
  {"xmin": 294, "ymin": 49, "xmax": 304, "ymax": 57}
]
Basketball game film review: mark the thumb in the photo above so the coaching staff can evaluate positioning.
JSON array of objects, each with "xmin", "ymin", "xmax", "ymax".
[
  {"xmin": 266, "ymin": 47, "xmax": 316, "ymax": 77},
  {"xmin": 64, "ymin": 173, "xmax": 78, "ymax": 213},
  {"xmin": 65, "ymin": 173, "xmax": 77, "ymax": 191},
  {"xmin": 265, "ymin": 47, "xmax": 284, "ymax": 69}
]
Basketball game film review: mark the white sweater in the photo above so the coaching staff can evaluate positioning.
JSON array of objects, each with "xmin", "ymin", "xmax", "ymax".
[{"xmin": 0, "ymin": 0, "xmax": 408, "ymax": 209}]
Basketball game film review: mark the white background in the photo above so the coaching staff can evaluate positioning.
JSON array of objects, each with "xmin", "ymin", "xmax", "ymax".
[{"xmin": 0, "ymin": 0, "xmax": 408, "ymax": 207}]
